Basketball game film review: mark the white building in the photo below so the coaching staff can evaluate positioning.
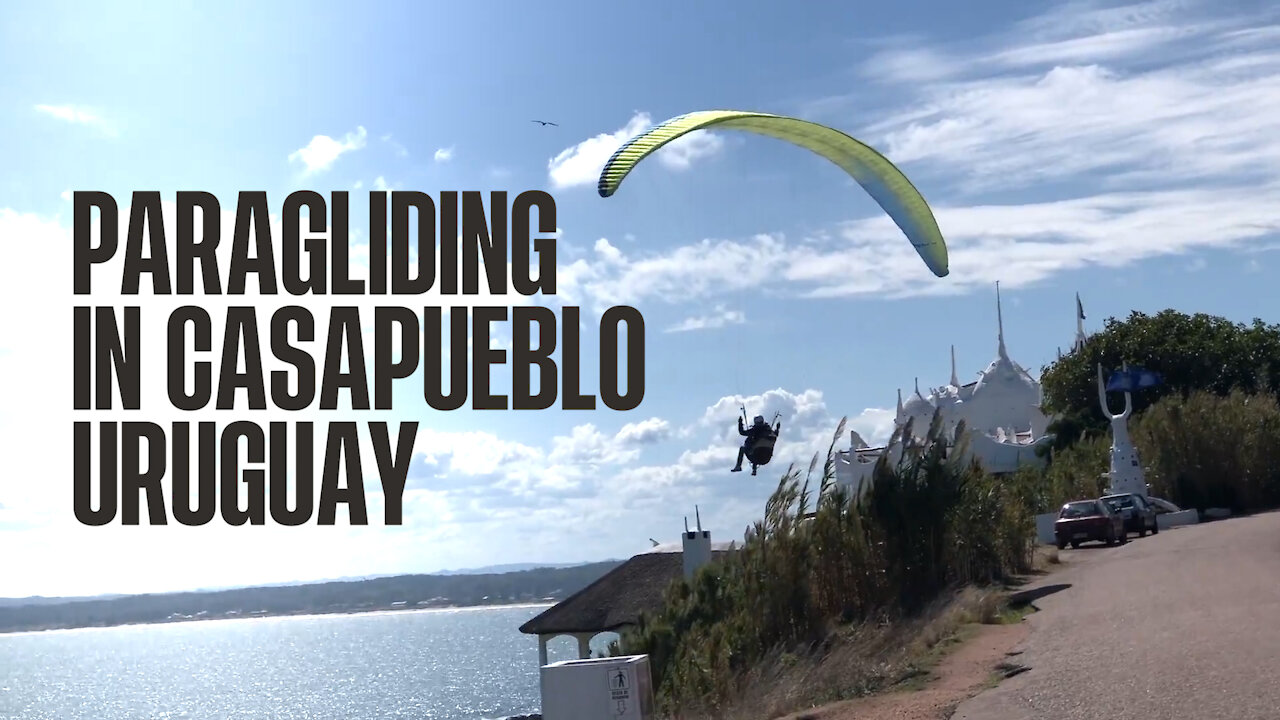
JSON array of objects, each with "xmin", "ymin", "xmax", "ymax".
[{"xmin": 835, "ymin": 285, "xmax": 1088, "ymax": 493}]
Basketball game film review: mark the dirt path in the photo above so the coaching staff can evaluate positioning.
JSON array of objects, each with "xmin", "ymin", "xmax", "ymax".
[{"xmin": 774, "ymin": 620, "xmax": 1031, "ymax": 720}]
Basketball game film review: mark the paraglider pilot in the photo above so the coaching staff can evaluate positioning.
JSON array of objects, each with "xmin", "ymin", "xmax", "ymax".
[{"xmin": 732, "ymin": 414, "xmax": 781, "ymax": 475}]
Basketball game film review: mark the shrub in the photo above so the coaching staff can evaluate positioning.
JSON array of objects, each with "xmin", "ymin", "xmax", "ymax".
[
  {"xmin": 1134, "ymin": 389, "xmax": 1280, "ymax": 512},
  {"xmin": 618, "ymin": 412, "xmax": 1036, "ymax": 715}
]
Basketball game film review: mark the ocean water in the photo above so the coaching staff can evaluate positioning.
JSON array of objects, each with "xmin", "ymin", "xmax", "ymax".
[{"xmin": 0, "ymin": 604, "xmax": 611, "ymax": 720}]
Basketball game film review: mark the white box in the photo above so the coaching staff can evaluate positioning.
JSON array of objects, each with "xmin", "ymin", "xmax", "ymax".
[{"xmin": 540, "ymin": 654, "xmax": 656, "ymax": 720}]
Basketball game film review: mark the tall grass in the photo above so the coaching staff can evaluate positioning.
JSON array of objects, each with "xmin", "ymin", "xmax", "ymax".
[
  {"xmin": 1028, "ymin": 390, "xmax": 1280, "ymax": 514},
  {"xmin": 1135, "ymin": 389, "xmax": 1280, "ymax": 512},
  {"xmin": 618, "ymin": 411, "xmax": 1037, "ymax": 716}
]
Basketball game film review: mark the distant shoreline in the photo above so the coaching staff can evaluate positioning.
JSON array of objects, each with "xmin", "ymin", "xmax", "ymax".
[
  {"xmin": 0, "ymin": 561, "xmax": 620, "ymax": 637},
  {"xmin": 0, "ymin": 600, "xmax": 558, "ymax": 637}
]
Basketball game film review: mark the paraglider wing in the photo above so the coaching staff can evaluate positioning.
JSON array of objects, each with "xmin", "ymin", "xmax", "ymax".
[{"xmin": 597, "ymin": 110, "xmax": 949, "ymax": 278}]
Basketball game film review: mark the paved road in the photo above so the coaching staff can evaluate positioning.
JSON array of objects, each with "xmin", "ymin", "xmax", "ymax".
[{"xmin": 954, "ymin": 511, "xmax": 1280, "ymax": 720}]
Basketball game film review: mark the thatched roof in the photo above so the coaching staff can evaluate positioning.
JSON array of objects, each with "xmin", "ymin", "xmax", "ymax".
[{"xmin": 518, "ymin": 549, "xmax": 733, "ymax": 636}]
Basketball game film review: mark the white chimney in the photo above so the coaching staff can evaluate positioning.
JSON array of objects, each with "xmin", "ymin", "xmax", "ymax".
[{"xmin": 682, "ymin": 506, "xmax": 712, "ymax": 581}]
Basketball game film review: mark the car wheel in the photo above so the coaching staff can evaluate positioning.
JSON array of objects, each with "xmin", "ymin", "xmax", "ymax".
[
  {"xmin": 1071, "ymin": 541, "xmax": 1081, "ymax": 549},
  {"xmin": 1139, "ymin": 526, "xmax": 1147, "ymax": 538},
  {"xmin": 1152, "ymin": 521, "xmax": 1159, "ymax": 535},
  {"xmin": 1119, "ymin": 530, "xmax": 1129, "ymax": 545},
  {"xmin": 1106, "ymin": 531, "xmax": 1116, "ymax": 547},
  {"xmin": 1056, "ymin": 540, "xmax": 1067, "ymax": 550}
]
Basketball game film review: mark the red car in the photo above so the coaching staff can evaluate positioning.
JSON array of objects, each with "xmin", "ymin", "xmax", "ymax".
[{"xmin": 1055, "ymin": 499, "xmax": 1128, "ymax": 549}]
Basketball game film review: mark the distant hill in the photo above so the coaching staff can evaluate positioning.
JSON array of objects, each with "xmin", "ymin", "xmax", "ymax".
[
  {"xmin": 0, "ymin": 594, "xmax": 127, "ymax": 608},
  {"xmin": 0, "ymin": 561, "xmax": 619, "ymax": 607},
  {"xmin": 0, "ymin": 560, "xmax": 625, "ymax": 634},
  {"xmin": 433, "ymin": 562, "xmax": 601, "ymax": 575}
]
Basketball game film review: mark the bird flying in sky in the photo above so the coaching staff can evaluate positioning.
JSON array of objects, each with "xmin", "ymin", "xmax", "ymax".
[{"xmin": 531, "ymin": 119, "xmax": 558, "ymax": 127}]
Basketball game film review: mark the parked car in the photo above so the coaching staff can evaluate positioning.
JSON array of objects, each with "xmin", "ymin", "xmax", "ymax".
[
  {"xmin": 1101, "ymin": 493, "xmax": 1159, "ymax": 537},
  {"xmin": 1055, "ymin": 499, "xmax": 1127, "ymax": 549}
]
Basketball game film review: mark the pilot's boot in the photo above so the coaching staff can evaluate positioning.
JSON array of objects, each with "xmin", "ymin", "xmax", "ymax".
[{"xmin": 731, "ymin": 447, "xmax": 745, "ymax": 472}]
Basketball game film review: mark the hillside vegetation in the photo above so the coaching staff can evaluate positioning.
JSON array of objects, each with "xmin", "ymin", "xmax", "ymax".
[
  {"xmin": 1035, "ymin": 309, "xmax": 1280, "ymax": 514},
  {"xmin": 620, "ymin": 307, "xmax": 1280, "ymax": 719},
  {"xmin": 1027, "ymin": 388, "xmax": 1280, "ymax": 514},
  {"xmin": 618, "ymin": 415, "xmax": 1037, "ymax": 717}
]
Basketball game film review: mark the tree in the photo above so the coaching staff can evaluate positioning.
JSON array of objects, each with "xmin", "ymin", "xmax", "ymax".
[{"xmin": 1039, "ymin": 309, "xmax": 1280, "ymax": 452}]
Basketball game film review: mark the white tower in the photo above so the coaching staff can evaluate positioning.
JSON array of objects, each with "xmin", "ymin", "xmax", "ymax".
[
  {"xmin": 682, "ymin": 506, "xmax": 712, "ymax": 581},
  {"xmin": 1074, "ymin": 293, "xmax": 1088, "ymax": 352},
  {"xmin": 1098, "ymin": 363, "xmax": 1147, "ymax": 497}
]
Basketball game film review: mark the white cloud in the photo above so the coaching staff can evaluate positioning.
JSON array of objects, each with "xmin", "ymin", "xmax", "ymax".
[
  {"xmin": 554, "ymin": 183, "xmax": 1279, "ymax": 309},
  {"xmin": 547, "ymin": 112, "xmax": 724, "ymax": 189},
  {"xmin": 389, "ymin": 387, "xmax": 864, "ymax": 545},
  {"xmin": 844, "ymin": 5, "xmax": 1280, "ymax": 195},
  {"xmin": 546, "ymin": 4, "xmax": 1280, "ymax": 310},
  {"xmin": 382, "ymin": 133, "xmax": 409, "ymax": 158},
  {"xmin": 860, "ymin": 46, "xmax": 964, "ymax": 83},
  {"xmin": 665, "ymin": 304, "xmax": 746, "ymax": 333},
  {"xmin": 34, "ymin": 104, "xmax": 116, "ymax": 137},
  {"xmin": 657, "ymin": 129, "xmax": 725, "ymax": 170},
  {"xmin": 35, "ymin": 103, "xmax": 104, "ymax": 126},
  {"xmin": 288, "ymin": 126, "xmax": 368, "ymax": 175},
  {"xmin": 847, "ymin": 407, "xmax": 897, "ymax": 448},
  {"xmin": 616, "ymin": 417, "xmax": 672, "ymax": 445},
  {"xmin": 434, "ymin": 146, "xmax": 454, "ymax": 162}
]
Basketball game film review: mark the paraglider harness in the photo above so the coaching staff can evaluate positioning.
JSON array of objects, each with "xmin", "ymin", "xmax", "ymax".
[{"xmin": 735, "ymin": 406, "xmax": 782, "ymax": 475}]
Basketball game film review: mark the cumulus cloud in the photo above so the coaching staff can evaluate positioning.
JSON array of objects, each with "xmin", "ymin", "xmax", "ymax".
[
  {"xmin": 288, "ymin": 125, "xmax": 368, "ymax": 175},
  {"xmin": 384, "ymin": 387, "xmax": 878, "ymax": 562},
  {"xmin": 616, "ymin": 417, "xmax": 672, "ymax": 445},
  {"xmin": 847, "ymin": 407, "xmax": 897, "ymax": 448},
  {"xmin": 434, "ymin": 146, "xmax": 454, "ymax": 162},
  {"xmin": 547, "ymin": 112, "xmax": 725, "ymax": 189}
]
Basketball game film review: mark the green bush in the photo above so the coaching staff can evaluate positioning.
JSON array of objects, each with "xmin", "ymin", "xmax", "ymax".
[
  {"xmin": 618, "ymin": 412, "xmax": 1036, "ymax": 715},
  {"xmin": 1028, "ymin": 389, "xmax": 1280, "ymax": 515},
  {"xmin": 1040, "ymin": 310, "xmax": 1280, "ymax": 449},
  {"xmin": 1023, "ymin": 434, "xmax": 1111, "ymax": 512},
  {"xmin": 1134, "ymin": 389, "xmax": 1280, "ymax": 512}
]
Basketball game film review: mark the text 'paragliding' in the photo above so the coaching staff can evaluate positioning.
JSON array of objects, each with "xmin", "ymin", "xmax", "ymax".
[{"xmin": 68, "ymin": 190, "xmax": 647, "ymax": 526}]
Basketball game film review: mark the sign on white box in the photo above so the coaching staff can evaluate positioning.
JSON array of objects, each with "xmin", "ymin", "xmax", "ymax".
[{"xmin": 540, "ymin": 654, "xmax": 655, "ymax": 720}]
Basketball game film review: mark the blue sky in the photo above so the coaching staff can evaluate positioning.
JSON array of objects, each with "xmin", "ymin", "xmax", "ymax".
[{"xmin": 3, "ymin": 0, "xmax": 1280, "ymax": 596}]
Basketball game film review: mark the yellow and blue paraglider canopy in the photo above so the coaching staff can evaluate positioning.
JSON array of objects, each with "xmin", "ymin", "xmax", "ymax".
[{"xmin": 596, "ymin": 109, "xmax": 949, "ymax": 278}]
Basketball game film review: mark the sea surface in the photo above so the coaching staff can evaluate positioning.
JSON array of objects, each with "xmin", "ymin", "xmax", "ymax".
[{"xmin": 0, "ymin": 604, "xmax": 611, "ymax": 720}]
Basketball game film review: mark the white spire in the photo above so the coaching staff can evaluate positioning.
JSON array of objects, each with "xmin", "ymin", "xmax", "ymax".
[
  {"xmin": 950, "ymin": 345, "xmax": 959, "ymax": 387},
  {"xmin": 996, "ymin": 281, "xmax": 1008, "ymax": 360},
  {"xmin": 897, "ymin": 388, "xmax": 904, "ymax": 415},
  {"xmin": 914, "ymin": 377, "xmax": 921, "ymax": 396},
  {"xmin": 1075, "ymin": 292, "xmax": 1087, "ymax": 350}
]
